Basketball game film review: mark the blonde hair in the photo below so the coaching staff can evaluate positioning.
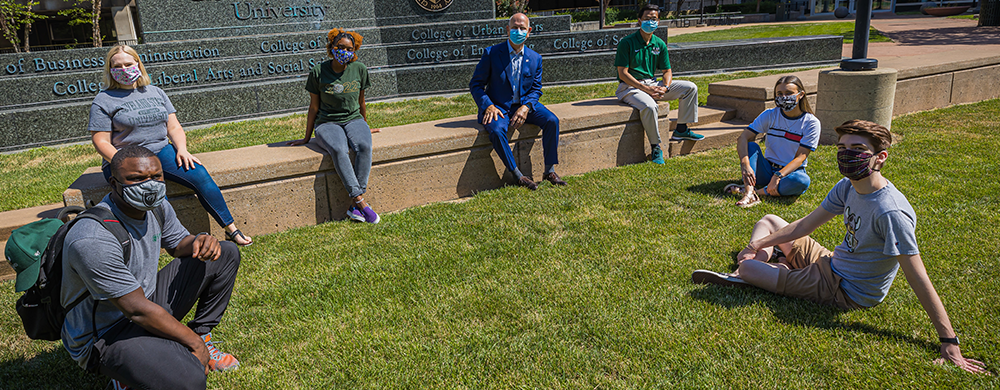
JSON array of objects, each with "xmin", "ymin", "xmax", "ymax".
[
  {"xmin": 774, "ymin": 75, "xmax": 813, "ymax": 115},
  {"xmin": 103, "ymin": 45, "xmax": 151, "ymax": 89},
  {"xmin": 326, "ymin": 28, "xmax": 364, "ymax": 61}
]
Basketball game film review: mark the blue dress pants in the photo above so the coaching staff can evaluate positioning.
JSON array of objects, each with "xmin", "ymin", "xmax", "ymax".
[{"xmin": 483, "ymin": 103, "xmax": 560, "ymax": 176}]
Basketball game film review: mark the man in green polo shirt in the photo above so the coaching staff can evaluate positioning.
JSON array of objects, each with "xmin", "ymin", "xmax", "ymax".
[{"xmin": 615, "ymin": 4, "xmax": 702, "ymax": 165}]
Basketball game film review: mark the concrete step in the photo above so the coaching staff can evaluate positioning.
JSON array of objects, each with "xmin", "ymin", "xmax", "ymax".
[
  {"xmin": 2, "ymin": 103, "xmax": 742, "ymax": 285},
  {"xmin": 0, "ymin": 203, "xmax": 65, "ymax": 282},
  {"xmin": 668, "ymin": 119, "xmax": 749, "ymax": 158},
  {"xmin": 0, "ymin": 202, "xmax": 65, "ymax": 242}
]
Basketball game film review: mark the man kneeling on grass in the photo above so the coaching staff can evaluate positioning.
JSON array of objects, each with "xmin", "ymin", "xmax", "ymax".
[
  {"xmin": 63, "ymin": 145, "xmax": 241, "ymax": 389},
  {"xmin": 692, "ymin": 120, "xmax": 988, "ymax": 374}
]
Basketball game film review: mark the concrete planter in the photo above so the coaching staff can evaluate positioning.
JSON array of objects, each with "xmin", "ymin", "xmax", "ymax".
[{"xmin": 924, "ymin": 6, "xmax": 970, "ymax": 16}]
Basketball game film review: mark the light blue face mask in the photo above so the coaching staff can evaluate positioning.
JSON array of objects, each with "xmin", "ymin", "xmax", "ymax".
[
  {"xmin": 509, "ymin": 28, "xmax": 528, "ymax": 45},
  {"xmin": 641, "ymin": 20, "xmax": 658, "ymax": 33}
]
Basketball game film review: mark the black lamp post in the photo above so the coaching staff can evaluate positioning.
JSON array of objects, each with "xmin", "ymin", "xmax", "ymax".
[{"xmin": 840, "ymin": 0, "xmax": 878, "ymax": 70}]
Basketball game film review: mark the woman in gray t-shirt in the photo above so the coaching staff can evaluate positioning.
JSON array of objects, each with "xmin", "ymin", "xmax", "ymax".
[{"xmin": 88, "ymin": 45, "xmax": 252, "ymax": 246}]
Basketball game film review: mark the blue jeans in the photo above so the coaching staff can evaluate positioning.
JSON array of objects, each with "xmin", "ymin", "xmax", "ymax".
[
  {"xmin": 103, "ymin": 144, "xmax": 235, "ymax": 227},
  {"xmin": 746, "ymin": 142, "xmax": 810, "ymax": 196},
  {"xmin": 313, "ymin": 118, "xmax": 372, "ymax": 198},
  {"xmin": 482, "ymin": 103, "xmax": 560, "ymax": 177}
]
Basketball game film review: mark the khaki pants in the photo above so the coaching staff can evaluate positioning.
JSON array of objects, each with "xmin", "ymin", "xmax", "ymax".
[
  {"xmin": 776, "ymin": 236, "xmax": 865, "ymax": 311},
  {"xmin": 615, "ymin": 79, "xmax": 699, "ymax": 144}
]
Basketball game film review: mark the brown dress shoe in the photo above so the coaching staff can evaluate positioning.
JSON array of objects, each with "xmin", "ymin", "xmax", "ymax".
[
  {"xmin": 543, "ymin": 172, "xmax": 567, "ymax": 186},
  {"xmin": 518, "ymin": 176, "xmax": 538, "ymax": 190}
]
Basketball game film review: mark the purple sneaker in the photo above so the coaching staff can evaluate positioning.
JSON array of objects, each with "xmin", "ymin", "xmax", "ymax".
[
  {"xmin": 346, "ymin": 206, "xmax": 365, "ymax": 222},
  {"xmin": 361, "ymin": 206, "xmax": 380, "ymax": 224}
]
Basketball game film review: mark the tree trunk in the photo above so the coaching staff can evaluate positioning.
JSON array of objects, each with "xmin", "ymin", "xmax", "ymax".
[
  {"xmin": 22, "ymin": 20, "xmax": 29, "ymax": 52},
  {"xmin": 0, "ymin": 11, "xmax": 20, "ymax": 53},
  {"xmin": 981, "ymin": 0, "xmax": 1000, "ymax": 27},
  {"xmin": 91, "ymin": 0, "xmax": 101, "ymax": 47},
  {"xmin": 677, "ymin": 0, "xmax": 686, "ymax": 16}
]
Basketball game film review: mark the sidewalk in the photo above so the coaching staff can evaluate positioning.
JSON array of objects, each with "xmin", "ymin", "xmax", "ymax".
[{"xmin": 669, "ymin": 12, "xmax": 1000, "ymax": 63}]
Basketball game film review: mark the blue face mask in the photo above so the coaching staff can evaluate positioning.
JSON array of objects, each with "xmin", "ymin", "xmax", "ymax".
[
  {"xmin": 509, "ymin": 28, "xmax": 528, "ymax": 45},
  {"xmin": 641, "ymin": 20, "xmax": 658, "ymax": 33}
]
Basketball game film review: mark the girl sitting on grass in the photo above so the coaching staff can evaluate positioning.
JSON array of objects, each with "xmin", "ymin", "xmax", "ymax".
[
  {"xmin": 288, "ymin": 28, "xmax": 379, "ymax": 223},
  {"xmin": 89, "ymin": 45, "xmax": 252, "ymax": 246},
  {"xmin": 726, "ymin": 75, "xmax": 821, "ymax": 207}
]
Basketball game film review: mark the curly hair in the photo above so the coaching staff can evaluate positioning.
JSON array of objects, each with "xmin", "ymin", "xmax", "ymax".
[{"xmin": 326, "ymin": 28, "xmax": 363, "ymax": 61}]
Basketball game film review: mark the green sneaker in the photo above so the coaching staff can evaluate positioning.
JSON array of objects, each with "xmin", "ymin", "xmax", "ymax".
[
  {"xmin": 650, "ymin": 145, "xmax": 665, "ymax": 164},
  {"xmin": 671, "ymin": 129, "xmax": 705, "ymax": 141}
]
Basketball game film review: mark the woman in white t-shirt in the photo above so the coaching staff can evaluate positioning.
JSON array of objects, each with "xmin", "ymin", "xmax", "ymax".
[{"xmin": 726, "ymin": 75, "xmax": 821, "ymax": 207}]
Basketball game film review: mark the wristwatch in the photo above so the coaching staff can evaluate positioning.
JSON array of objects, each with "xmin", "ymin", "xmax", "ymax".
[
  {"xmin": 773, "ymin": 171, "xmax": 785, "ymax": 179},
  {"xmin": 939, "ymin": 336, "xmax": 960, "ymax": 345}
]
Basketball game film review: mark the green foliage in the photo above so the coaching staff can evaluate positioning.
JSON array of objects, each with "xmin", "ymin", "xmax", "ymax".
[
  {"xmin": 0, "ymin": 0, "xmax": 45, "ymax": 52},
  {"xmin": 2, "ymin": 99, "xmax": 998, "ymax": 388},
  {"xmin": 556, "ymin": 6, "xmax": 622, "ymax": 24},
  {"xmin": 669, "ymin": 21, "xmax": 892, "ymax": 44},
  {"xmin": 495, "ymin": 0, "xmax": 529, "ymax": 18},
  {"xmin": 56, "ymin": 0, "xmax": 101, "ymax": 47}
]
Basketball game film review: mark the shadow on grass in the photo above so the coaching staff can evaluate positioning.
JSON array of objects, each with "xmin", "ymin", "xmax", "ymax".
[
  {"xmin": 688, "ymin": 285, "xmax": 939, "ymax": 352},
  {"xmin": 0, "ymin": 348, "xmax": 103, "ymax": 389},
  {"xmin": 686, "ymin": 180, "xmax": 802, "ymax": 206}
]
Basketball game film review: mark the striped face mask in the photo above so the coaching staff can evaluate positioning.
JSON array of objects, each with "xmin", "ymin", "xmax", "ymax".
[{"xmin": 837, "ymin": 149, "xmax": 879, "ymax": 180}]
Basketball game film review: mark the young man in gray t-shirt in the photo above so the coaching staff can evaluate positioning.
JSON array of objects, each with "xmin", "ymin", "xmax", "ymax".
[
  {"xmin": 61, "ymin": 145, "xmax": 243, "ymax": 388},
  {"xmin": 692, "ymin": 120, "xmax": 987, "ymax": 375}
]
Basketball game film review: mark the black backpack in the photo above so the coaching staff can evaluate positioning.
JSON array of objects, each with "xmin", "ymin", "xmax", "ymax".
[{"xmin": 13, "ymin": 206, "xmax": 163, "ymax": 341}]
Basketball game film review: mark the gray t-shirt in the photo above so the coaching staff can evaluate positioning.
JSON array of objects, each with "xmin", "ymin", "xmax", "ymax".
[
  {"xmin": 821, "ymin": 178, "xmax": 919, "ymax": 307},
  {"xmin": 88, "ymin": 85, "xmax": 176, "ymax": 155},
  {"xmin": 60, "ymin": 194, "xmax": 188, "ymax": 368}
]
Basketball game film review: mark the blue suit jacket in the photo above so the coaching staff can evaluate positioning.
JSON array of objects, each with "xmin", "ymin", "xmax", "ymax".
[{"xmin": 468, "ymin": 42, "xmax": 544, "ymax": 123}]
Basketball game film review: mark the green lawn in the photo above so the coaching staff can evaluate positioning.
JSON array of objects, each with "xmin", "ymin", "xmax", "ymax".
[
  {"xmin": 0, "ymin": 66, "xmax": 826, "ymax": 213},
  {"xmin": 2, "ymin": 99, "xmax": 997, "ymax": 388},
  {"xmin": 670, "ymin": 21, "xmax": 892, "ymax": 44}
]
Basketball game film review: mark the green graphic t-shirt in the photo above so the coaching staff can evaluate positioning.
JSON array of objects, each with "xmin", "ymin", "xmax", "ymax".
[
  {"xmin": 305, "ymin": 60, "xmax": 371, "ymax": 124},
  {"xmin": 614, "ymin": 30, "xmax": 670, "ymax": 83}
]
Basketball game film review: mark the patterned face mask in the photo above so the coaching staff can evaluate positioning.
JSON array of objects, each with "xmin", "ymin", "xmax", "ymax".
[
  {"xmin": 110, "ymin": 64, "xmax": 143, "ymax": 85},
  {"xmin": 775, "ymin": 94, "xmax": 799, "ymax": 111},
  {"xmin": 837, "ymin": 148, "xmax": 880, "ymax": 180},
  {"xmin": 332, "ymin": 48, "xmax": 354, "ymax": 65}
]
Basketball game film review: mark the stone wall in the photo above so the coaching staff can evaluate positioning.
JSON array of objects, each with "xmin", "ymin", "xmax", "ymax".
[
  {"xmin": 62, "ymin": 98, "xmax": 736, "ymax": 237},
  {"xmin": 705, "ymin": 54, "xmax": 1000, "ymax": 129}
]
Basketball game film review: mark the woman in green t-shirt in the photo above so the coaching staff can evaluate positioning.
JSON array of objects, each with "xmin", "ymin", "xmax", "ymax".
[{"xmin": 289, "ymin": 29, "xmax": 379, "ymax": 223}]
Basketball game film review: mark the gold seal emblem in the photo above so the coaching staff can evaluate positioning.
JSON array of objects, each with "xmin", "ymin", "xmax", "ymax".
[{"xmin": 415, "ymin": 0, "xmax": 453, "ymax": 12}]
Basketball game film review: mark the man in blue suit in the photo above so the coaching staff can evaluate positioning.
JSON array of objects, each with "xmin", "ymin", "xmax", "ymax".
[{"xmin": 469, "ymin": 13, "xmax": 566, "ymax": 190}]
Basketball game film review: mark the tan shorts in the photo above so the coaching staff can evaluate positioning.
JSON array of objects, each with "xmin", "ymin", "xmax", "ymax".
[{"xmin": 776, "ymin": 236, "xmax": 865, "ymax": 311}]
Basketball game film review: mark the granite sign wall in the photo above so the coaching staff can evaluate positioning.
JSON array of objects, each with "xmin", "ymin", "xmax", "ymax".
[{"xmin": 0, "ymin": 0, "xmax": 842, "ymax": 152}]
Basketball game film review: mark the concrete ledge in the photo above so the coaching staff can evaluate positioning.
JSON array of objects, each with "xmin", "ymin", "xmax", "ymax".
[
  {"xmin": 706, "ymin": 53, "xmax": 1000, "ymax": 125},
  {"xmin": 61, "ymin": 98, "xmax": 736, "ymax": 238}
]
